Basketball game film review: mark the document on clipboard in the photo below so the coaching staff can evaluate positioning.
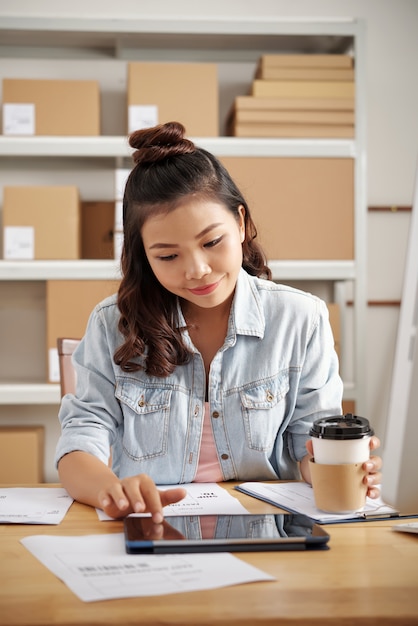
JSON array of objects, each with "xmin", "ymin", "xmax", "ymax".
[{"xmin": 235, "ymin": 481, "xmax": 412, "ymax": 524}]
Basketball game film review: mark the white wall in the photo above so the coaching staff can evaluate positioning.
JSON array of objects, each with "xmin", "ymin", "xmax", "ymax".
[{"xmin": 1, "ymin": 0, "xmax": 417, "ymax": 479}]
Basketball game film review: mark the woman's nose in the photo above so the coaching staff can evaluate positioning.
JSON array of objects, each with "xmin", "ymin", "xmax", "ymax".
[{"xmin": 184, "ymin": 254, "xmax": 211, "ymax": 280}]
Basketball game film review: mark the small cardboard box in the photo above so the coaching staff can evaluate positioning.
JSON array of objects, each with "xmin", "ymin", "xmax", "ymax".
[
  {"xmin": 0, "ymin": 426, "xmax": 44, "ymax": 483},
  {"xmin": 127, "ymin": 62, "xmax": 218, "ymax": 136},
  {"xmin": 46, "ymin": 279, "xmax": 120, "ymax": 382},
  {"xmin": 220, "ymin": 157, "xmax": 354, "ymax": 260},
  {"xmin": 3, "ymin": 186, "xmax": 81, "ymax": 260},
  {"xmin": 81, "ymin": 201, "xmax": 115, "ymax": 259},
  {"xmin": 2, "ymin": 78, "xmax": 100, "ymax": 136}
]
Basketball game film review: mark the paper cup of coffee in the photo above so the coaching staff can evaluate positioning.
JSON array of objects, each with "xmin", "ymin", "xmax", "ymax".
[{"xmin": 309, "ymin": 414, "xmax": 374, "ymax": 513}]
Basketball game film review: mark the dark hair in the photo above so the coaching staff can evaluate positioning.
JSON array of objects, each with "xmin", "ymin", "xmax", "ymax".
[{"xmin": 114, "ymin": 121, "xmax": 271, "ymax": 376}]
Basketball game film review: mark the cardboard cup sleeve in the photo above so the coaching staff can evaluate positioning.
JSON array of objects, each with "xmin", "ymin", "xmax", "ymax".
[{"xmin": 309, "ymin": 458, "xmax": 368, "ymax": 513}]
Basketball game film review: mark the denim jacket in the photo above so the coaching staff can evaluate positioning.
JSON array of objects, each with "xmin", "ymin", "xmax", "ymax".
[{"xmin": 55, "ymin": 268, "xmax": 343, "ymax": 483}]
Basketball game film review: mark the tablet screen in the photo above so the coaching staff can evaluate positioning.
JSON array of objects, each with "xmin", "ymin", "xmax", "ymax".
[{"xmin": 124, "ymin": 513, "xmax": 329, "ymax": 554}]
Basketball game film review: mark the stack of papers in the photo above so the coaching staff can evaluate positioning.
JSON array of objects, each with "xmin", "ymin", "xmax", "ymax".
[{"xmin": 236, "ymin": 482, "xmax": 401, "ymax": 524}]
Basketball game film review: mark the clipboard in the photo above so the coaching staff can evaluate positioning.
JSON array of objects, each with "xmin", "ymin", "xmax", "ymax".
[{"xmin": 235, "ymin": 481, "xmax": 418, "ymax": 524}]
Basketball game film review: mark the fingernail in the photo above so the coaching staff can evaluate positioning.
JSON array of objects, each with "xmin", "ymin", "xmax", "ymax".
[
  {"xmin": 153, "ymin": 512, "xmax": 163, "ymax": 524},
  {"xmin": 134, "ymin": 502, "xmax": 145, "ymax": 513}
]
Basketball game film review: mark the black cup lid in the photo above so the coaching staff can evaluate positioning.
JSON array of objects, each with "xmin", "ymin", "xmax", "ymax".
[{"xmin": 309, "ymin": 413, "xmax": 374, "ymax": 440}]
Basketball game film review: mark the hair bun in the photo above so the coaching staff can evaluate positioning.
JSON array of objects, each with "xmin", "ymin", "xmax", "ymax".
[{"xmin": 129, "ymin": 121, "xmax": 195, "ymax": 165}]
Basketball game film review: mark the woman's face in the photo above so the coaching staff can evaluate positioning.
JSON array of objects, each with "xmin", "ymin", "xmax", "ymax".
[{"xmin": 142, "ymin": 196, "xmax": 245, "ymax": 310}]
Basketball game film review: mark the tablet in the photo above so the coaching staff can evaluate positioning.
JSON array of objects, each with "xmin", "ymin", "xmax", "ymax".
[{"xmin": 124, "ymin": 513, "xmax": 330, "ymax": 554}]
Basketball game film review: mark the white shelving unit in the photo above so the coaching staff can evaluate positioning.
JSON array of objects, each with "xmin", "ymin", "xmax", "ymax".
[{"xmin": 0, "ymin": 16, "xmax": 367, "ymax": 411}]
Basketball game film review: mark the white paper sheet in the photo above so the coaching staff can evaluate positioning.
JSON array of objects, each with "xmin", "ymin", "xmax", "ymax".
[
  {"xmin": 97, "ymin": 482, "xmax": 249, "ymax": 520},
  {"xmin": 21, "ymin": 532, "xmax": 275, "ymax": 601},
  {"xmin": 0, "ymin": 487, "xmax": 73, "ymax": 524}
]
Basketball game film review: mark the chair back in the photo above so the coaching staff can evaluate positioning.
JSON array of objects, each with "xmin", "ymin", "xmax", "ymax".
[{"xmin": 57, "ymin": 338, "xmax": 80, "ymax": 397}]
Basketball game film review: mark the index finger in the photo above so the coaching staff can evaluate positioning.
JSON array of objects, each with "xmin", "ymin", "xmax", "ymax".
[{"xmin": 137, "ymin": 474, "xmax": 164, "ymax": 523}]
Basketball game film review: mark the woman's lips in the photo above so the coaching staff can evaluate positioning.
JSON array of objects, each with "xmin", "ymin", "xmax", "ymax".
[{"xmin": 188, "ymin": 280, "xmax": 220, "ymax": 296}]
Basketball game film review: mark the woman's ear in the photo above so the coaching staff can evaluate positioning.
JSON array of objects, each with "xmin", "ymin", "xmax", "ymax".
[{"xmin": 237, "ymin": 205, "xmax": 246, "ymax": 243}]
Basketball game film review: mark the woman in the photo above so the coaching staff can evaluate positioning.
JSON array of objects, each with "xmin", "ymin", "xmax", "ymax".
[{"xmin": 56, "ymin": 122, "xmax": 382, "ymax": 521}]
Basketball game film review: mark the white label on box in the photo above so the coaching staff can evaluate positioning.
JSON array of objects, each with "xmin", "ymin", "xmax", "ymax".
[
  {"xmin": 114, "ymin": 169, "xmax": 131, "ymax": 200},
  {"xmin": 128, "ymin": 104, "xmax": 158, "ymax": 133},
  {"xmin": 4, "ymin": 226, "xmax": 35, "ymax": 259},
  {"xmin": 114, "ymin": 200, "xmax": 123, "ymax": 231},
  {"xmin": 48, "ymin": 347, "xmax": 60, "ymax": 383},
  {"xmin": 3, "ymin": 103, "xmax": 35, "ymax": 135}
]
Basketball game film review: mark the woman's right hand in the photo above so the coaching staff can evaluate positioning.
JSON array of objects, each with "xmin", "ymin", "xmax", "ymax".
[{"xmin": 98, "ymin": 473, "xmax": 187, "ymax": 521}]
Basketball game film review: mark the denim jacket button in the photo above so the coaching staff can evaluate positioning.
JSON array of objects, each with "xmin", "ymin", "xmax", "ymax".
[{"xmin": 212, "ymin": 411, "xmax": 220, "ymax": 418}]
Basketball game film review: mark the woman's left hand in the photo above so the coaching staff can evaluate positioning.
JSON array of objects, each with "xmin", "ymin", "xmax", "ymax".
[{"xmin": 304, "ymin": 436, "xmax": 383, "ymax": 499}]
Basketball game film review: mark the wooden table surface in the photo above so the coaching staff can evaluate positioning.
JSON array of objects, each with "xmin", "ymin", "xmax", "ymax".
[{"xmin": 1, "ymin": 482, "xmax": 418, "ymax": 626}]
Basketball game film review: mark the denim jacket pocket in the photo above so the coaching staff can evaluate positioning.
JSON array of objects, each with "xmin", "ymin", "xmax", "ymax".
[
  {"xmin": 240, "ymin": 372, "xmax": 290, "ymax": 452},
  {"xmin": 115, "ymin": 378, "xmax": 171, "ymax": 461}
]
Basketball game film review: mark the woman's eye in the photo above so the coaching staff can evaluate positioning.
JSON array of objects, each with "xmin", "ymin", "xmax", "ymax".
[
  {"xmin": 158, "ymin": 254, "xmax": 177, "ymax": 261},
  {"xmin": 204, "ymin": 236, "xmax": 222, "ymax": 248}
]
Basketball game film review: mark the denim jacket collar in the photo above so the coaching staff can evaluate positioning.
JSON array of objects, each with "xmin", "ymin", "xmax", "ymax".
[{"xmin": 231, "ymin": 268, "xmax": 266, "ymax": 340}]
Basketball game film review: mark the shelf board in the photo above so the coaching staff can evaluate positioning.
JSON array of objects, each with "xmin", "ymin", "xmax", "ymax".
[
  {"xmin": 0, "ymin": 260, "xmax": 122, "ymax": 280},
  {"xmin": 0, "ymin": 17, "xmax": 357, "ymax": 59},
  {"xmin": 0, "ymin": 136, "xmax": 131, "ymax": 158},
  {"xmin": 0, "ymin": 15, "xmax": 359, "ymax": 35},
  {"xmin": 0, "ymin": 383, "xmax": 61, "ymax": 405},
  {"xmin": 0, "ymin": 136, "xmax": 356, "ymax": 159},
  {"xmin": 0, "ymin": 259, "xmax": 355, "ymax": 282},
  {"xmin": 269, "ymin": 260, "xmax": 356, "ymax": 281}
]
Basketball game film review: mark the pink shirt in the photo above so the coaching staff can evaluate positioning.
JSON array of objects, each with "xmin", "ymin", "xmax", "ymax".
[{"xmin": 194, "ymin": 402, "xmax": 224, "ymax": 483}]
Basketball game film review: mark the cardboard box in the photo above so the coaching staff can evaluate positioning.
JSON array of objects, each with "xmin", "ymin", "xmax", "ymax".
[
  {"xmin": 127, "ymin": 62, "xmax": 218, "ymax": 136},
  {"xmin": 81, "ymin": 201, "xmax": 115, "ymax": 259},
  {"xmin": 220, "ymin": 157, "xmax": 354, "ymax": 260},
  {"xmin": 228, "ymin": 122, "xmax": 355, "ymax": 139},
  {"xmin": 3, "ymin": 186, "xmax": 81, "ymax": 260},
  {"xmin": 256, "ymin": 66, "xmax": 355, "ymax": 81},
  {"xmin": 0, "ymin": 427, "xmax": 44, "ymax": 483},
  {"xmin": 252, "ymin": 79, "xmax": 355, "ymax": 99},
  {"xmin": 231, "ymin": 109, "xmax": 355, "ymax": 125},
  {"xmin": 258, "ymin": 54, "xmax": 354, "ymax": 69},
  {"xmin": 232, "ymin": 95, "xmax": 355, "ymax": 112},
  {"xmin": 2, "ymin": 78, "xmax": 100, "ymax": 136},
  {"xmin": 46, "ymin": 279, "xmax": 120, "ymax": 382}
]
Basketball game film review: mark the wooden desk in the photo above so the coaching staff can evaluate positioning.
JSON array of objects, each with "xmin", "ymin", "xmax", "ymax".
[{"xmin": 1, "ymin": 483, "xmax": 418, "ymax": 626}]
